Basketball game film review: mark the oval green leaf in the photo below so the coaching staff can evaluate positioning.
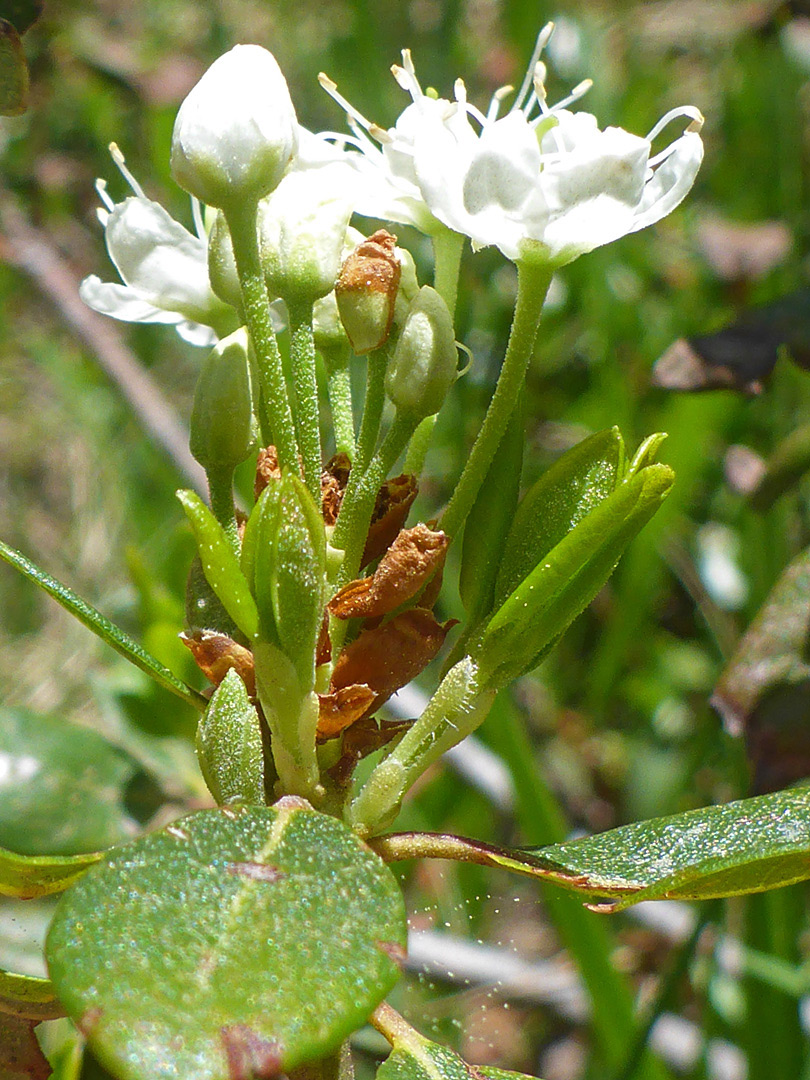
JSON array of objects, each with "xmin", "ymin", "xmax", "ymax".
[
  {"xmin": 47, "ymin": 800, "xmax": 407, "ymax": 1080},
  {"xmin": 0, "ymin": 709, "xmax": 137, "ymax": 856}
]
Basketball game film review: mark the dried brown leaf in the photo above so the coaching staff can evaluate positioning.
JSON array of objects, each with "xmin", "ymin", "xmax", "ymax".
[
  {"xmin": 181, "ymin": 630, "xmax": 255, "ymax": 697},
  {"xmin": 317, "ymin": 684, "xmax": 376, "ymax": 740},
  {"xmin": 329, "ymin": 524, "xmax": 449, "ymax": 619}
]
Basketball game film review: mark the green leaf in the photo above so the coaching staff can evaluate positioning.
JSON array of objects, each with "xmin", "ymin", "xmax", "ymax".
[
  {"xmin": 751, "ymin": 423, "xmax": 810, "ymax": 510},
  {"xmin": 712, "ymin": 546, "xmax": 810, "ymax": 735},
  {"xmin": 0, "ymin": 710, "xmax": 136, "ymax": 856},
  {"xmin": 378, "ymin": 786, "xmax": 810, "ymax": 910},
  {"xmin": 377, "ymin": 1032, "xmax": 541, "ymax": 1080},
  {"xmin": 492, "ymin": 427, "xmax": 624, "ymax": 612},
  {"xmin": 177, "ymin": 489, "xmax": 260, "ymax": 639},
  {"xmin": 47, "ymin": 800, "xmax": 407, "ymax": 1080},
  {"xmin": 532, "ymin": 785, "xmax": 810, "ymax": 911},
  {"xmin": 271, "ymin": 473, "xmax": 326, "ymax": 691},
  {"xmin": 458, "ymin": 400, "xmax": 524, "ymax": 624},
  {"xmin": 0, "ymin": 0, "xmax": 43, "ymax": 34},
  {"xmin": 0, "ymin": 846, "xmax": 102, "ymax": 900},
  {"xmin": 475, "ymin": 463, "xmax": 673, "ymax": 688},
  {"xmin": 0, "ymin": 18, "xmax": 27, "ymax": 116},
  {"xmin": 196, "ymin": 669, "xmax": 265, "ymax": 805},
  {"xmin": 242, "ymin": 483, "xmax": 283, "ymax": 644},
  {"xmin": 0, "ymin": 968, "xmax": 63, "ymax": 1021},
  {"xmin": 0, "ymin": 540, "xmax": 205, "ymax": 712}
]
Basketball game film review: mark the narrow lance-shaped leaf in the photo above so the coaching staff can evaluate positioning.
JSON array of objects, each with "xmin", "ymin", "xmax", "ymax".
[
  {"xmin": 492, "ymin": 426, "xmax": 625, "ymax": 611},
  {"xmin": 0, "ymin": 845, "xmax": 102, "ymax": 899},
  {"xmin": 374, "ymin": 786, "xmax": 810, "ymax": 913},
  {"xmin": 475, "ymin": 462, "xmax": 673, "ymax": 689},
  {"xmin": 177, "ymin": 489, "xmax": 260, "ymax": 639},
  {"xmin": 458, "ymin": 399, "xmax": 525, "ymax": 625},
  {"xmin": 47, "ymin": 800, "xmax": 407, "ymax": 1080},
  {"xmin": 0, "ymin": 540, "xmax": 206, "ymax": 711}
]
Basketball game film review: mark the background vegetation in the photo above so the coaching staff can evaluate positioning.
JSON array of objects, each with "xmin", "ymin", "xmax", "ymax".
[{"xmin": 2, "ymin": 1, "xmax": 810, "ymax": 1077}]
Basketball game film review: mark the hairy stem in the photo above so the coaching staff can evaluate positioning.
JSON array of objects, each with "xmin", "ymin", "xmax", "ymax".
[
  {"xmin": 224, "ymin": 200, "xmax": 298, "ymax": 473},
  {"xmin": 440, "ymin": 258, "xmax": 552, "ymax": 538},
  {"xmin": 289, "ymin": 302, "xmax": 323, "ymax": 499}
]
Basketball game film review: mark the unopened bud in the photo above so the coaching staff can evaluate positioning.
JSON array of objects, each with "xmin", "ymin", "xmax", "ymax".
[
  {"xmin": 335, "ymin": 230, "xmax": 401, "ymax": 354},
  {"xmin": 385, "ymin": 286, "xmax": 457, "ymax": 419},
  {"xmin": 189, "ymin": 327, "xmax": 256, "ymax": 472},
  {"xmin": 259, "ymin": 167, "xmax": 354, "ymax": 306},
  {"xmin": 170, "ymin": 45, "xmax": 298, "ymax": 208},
  {"xmin": 208, "ymin": 211, "xmax": 242, "ymax": 311}
]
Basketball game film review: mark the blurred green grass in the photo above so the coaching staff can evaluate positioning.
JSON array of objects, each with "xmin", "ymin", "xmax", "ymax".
[{"xmin": 3, "ymin": 1, "xmax": 810, "ymax": 1078}]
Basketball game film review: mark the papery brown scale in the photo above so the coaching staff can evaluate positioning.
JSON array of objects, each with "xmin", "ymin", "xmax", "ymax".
[
  {"xmin": 315, "ymin": 610, "xmax": 332, "ymax": 667},
  {"xmin": 254, "ymin": 445, "xmax": 282, "ymax": 499},
  {"xmin": 181, "ymin": 630, "xmax": 256, "ymax": 697},
  {"xmin": 316, "ymin": 683, "xmax": 376, "ymax": 740},
  {"xmin": 330, "ymin": 608, "xmax": 453, "ymax": 715},
  {"xmin": 329, "ymin": 524, "xmax": 449, "ymax": 620},
  {"xmin": 362, "ymin": 473, "xmax": 418, "ymax": 567},
  {"xmin": 326, "ymin": 716, "xmax": 413, "ymax": 788}
]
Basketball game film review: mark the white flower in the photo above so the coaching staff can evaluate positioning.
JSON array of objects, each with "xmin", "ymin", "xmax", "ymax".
[
  {"xmin": 258, "ymin": 159, "xmax": 355, "ymax": 304},
  {"xmin": 320, "ymin": 23, "xmax": 704, "ymax": 265},
  {"xmin": 80, "ymin": 145, "xmax": 234, "ymax": 346},
  {"xmin": 171, "ymin": 44, "xmax": 298, "ymax": 208}
]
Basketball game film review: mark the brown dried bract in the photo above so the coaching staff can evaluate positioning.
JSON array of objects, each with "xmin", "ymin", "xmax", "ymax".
[
  {"xmin": 326, "ymin": 716, "xmax": 412, "ymax": 788},
  {"xmin": 181, "ymin": 630, "xmax": 256, "ymax": 697},
  {"xmin": 254, "ymin": 446, "xmax": 282, "ymax": 499},
  {"xmin": 363, "ymin": 473, "xmax": 418, "ymax": 567},
  {"xmin": 337, "ymin": 229, "xmax": 400, "ymax": 298},
  {"xmin": 317, "ymin": 683, "xmax": 376, "ymax": 740},
  {"xmin": 330, "ymin": 524, "xmax": 449, "ymax": 620},
  {"xmin": 321, "ymin": 453, "xmax": 351, "ymax": 525},
  {"xmin": 331, "ymin": 609, "xmax": 453, "ymax": 715}
]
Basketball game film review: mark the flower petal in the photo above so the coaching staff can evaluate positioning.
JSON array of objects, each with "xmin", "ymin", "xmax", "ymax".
[
  {"xmin": 79, "ymin": 275, "xmax": 183, "ymax": 325},
  {"xmin": 629, "ymin": 129, "xmax": 704, "ymax": 234},
  {"xmin": 104, "ymin": 197, "xmax": 217, "ymax": 323}
]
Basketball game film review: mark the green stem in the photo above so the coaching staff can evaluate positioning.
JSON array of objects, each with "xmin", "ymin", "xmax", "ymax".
[
  {"xmin": 289, "ymin": 302, "xmax": 323, "ymax": 500},
  {"xmin": 223, "ymin": 201, "xmax": 298, "ymax": 473},
  {"xmin": 332, "ymin": 411, "xmax": 415, "ymax": 583},
  {"xmin": 206, "ymin": 465, "xmax": 238, "ymax": 552},
  {"xmin": 403, "ymin": 415, "xmax": 436, "ymax": 476},
  {"xmin": 440, "ymin": 258, "xmax": 552, "ymax": 538},
  {"xmin": 354, "ymin": 347, "xmax": 389, "ymax": 474},
  {"xmin": 323, "ymin": 348, "xmax": 356, "ymax": 458},
  {"xmin": 431, "ymin": 228, "xmax": 465, "ymax": 321}
]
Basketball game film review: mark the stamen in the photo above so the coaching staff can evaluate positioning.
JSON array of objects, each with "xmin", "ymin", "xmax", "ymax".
[
  {"xmin": 319, "ymin": 72, "xmax": 377, "ymax": 135},
  {"xmin": 645, "ymin": 105, "xmax": 704, "ymax": 144},
  {"xmin": 95, "ymin": 177, "xmax": 114, "ymax": 213},
  {"xmin": 486, "ymin": 84, "xmax": 513, "ymax": 123},
  {"xmin": 109, "ymin": 142, "xmax": 145, "ymax": 199},
  {"xmin": 512, "ymin": 22, "xmax": 555, "ymax": 113},
  {"xmin": 555, "ymin": 78, "xmax": 592, "ymax": 111},
  {"xmin": 523, "ymin": 60, "xmax": 548, "ymax": 120}
]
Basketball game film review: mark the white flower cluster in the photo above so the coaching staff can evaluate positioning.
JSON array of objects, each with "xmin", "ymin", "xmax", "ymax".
[{"xmin": 81, "ymin": 30, "xmax": 703, "ymax": 340}]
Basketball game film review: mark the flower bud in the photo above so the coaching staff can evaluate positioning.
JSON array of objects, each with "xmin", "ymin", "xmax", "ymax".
[
  {"xmin": 335, "ymin": 230, "xmax": 401, "ymax": 354},
  {"xmin": 189, "ymin": 327, "xmax": 257, "ymax": 472},
  {"xmin": 259, "ymin": 166, "xmax": 354, "ymax": 306},
  {"xmin": 207, "ymin": 211, "xmax": 242, "ymax": 311},
  {"xmin": 385, "ymin": 285, "xmax": 457, "ymax": 418},
  {"xmin": 170, "ymin": 45, "xmax": 298, "ymax": 208}
]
